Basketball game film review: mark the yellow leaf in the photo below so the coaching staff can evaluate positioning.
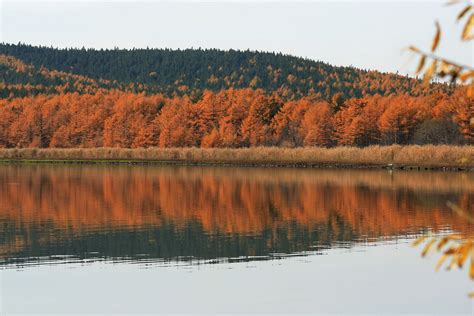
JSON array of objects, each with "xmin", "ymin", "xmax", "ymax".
[
  {"xmin": 437, "ymin": 237, "xmax": 450, "ymax": 251},
  {"xmin": 462, "ymin": 14, "xmax": 474, "ymax": 40},
  {"xmin": 448, "ymin": 257, "xmax": 458, "ymax": 270},
  {"xmin": 440, "ymin": 60, "xmax": 451, "ymax": 71},
  {"xmin": 444, "ymin": 246, "xmax": 457, "ymax": 255},
  {"xmin": 447, "ymin": 201, "xmax": 465, "ymax": 216},
  {"xmin": 436, "ymin": 254, "xmax": 449, "ymax": 271},
  {"xmin": 446, "ymin": 0, "xmax": 460, "ymax": 6},
  {"xmin": 460, "ymin": 71, "xmax": 474, "ymax": 81},
  {"xmin": 424, "ymin": 60, "xmax": 437, "ymax": 84},
  {"xmin": 456, "ymin": 244, "xmax": 470, "ymax": 268},
  {"xmin": 422, "ymin": 238, "xmax": 436, "ymax": 257},
  {"xmin": 469, "ymin": 291, "xmax": 474, "ymax": 298},
  {"xmin": 468, "ymin": 85, "xmax": 474, "ymax": 97},
  {"xmin": 417, "ymin": 55, "xmax": 426, "ymax": 74},
  {"xmin": 470, "ymin": 257, "xmax": 474, "ymax": 279},
  {"xmin": 457, "ymin": 5, "xmax": 472, "ymax": 21},
  {"xmin": 408, "ymin": 46, "xmax": 421, "ymax": 53},
  {"xmin": 412, "ymin": 236, "xmax": 427, "ymax": 246},
  {"xmin": 431, "ymin": 21, "xmax": 441, "ymax": 52},
  {"xmin": 438, "ymin": 61, "xmax": 451, "ymax": 77}
]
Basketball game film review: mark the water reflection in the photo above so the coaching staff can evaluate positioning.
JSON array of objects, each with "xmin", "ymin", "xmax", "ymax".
[{"xmin": 0, "ymin": 165, "xmax": 473, "ymax": 267}]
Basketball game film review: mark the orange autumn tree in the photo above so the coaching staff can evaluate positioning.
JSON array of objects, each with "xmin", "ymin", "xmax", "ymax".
[
  {"xmin": 196, "ymin": 90, "xmax": 228, "ymax": 146},
  {"xmin": 379, "ymin": 95, "xmax": 425, "ymax": 145},
  {"xmin": 347, "ymin": 96, "xmax": 386, "ymax": 146},
  {"xmin": 104, "ymin": 93, "xmax": 164, "ymax": 148},
  {"xmin": 301, "ymin": 101, "xmax": 333, "ymax": 147},
  {"xmin": 270, "ymin": 98, "xmax": 311, "ymax": 147},
  {"xmin": 331, "ymin": 98, "xmax": 366, "ymax": 146},
  {"xmin": 157, "ymin": 96, "xmax": 201, "ymax": 148},
  {"xmin": 240, "ymin": 92, "xmax": 273, "ymax": 147},
  {"xmin": 218, "ymin": 89, "xmax": 255, "ymax": 147}
]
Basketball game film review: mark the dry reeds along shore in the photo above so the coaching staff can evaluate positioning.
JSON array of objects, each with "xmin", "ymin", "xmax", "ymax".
[{"xmin": 0, "ymin": 145, "xmax": 473, "ymax": 168}]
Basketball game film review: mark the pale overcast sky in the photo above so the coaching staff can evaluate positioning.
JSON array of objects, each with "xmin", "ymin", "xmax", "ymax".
[{"xmin": 0, "ymin": 1, "xmax": 472, "ymax": 74}]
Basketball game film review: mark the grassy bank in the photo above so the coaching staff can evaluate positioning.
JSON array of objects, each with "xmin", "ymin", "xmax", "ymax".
[{"xmin": 0, "ymin": 145, "xmax": 472, "ymax": 170}]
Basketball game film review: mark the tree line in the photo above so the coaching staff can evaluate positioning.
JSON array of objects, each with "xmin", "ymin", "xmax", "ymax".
[
  {"xmin": 0, "ymin": 43, "xmax": 453, "ymax": 100},
  {"xmin": 0, "ymin": 88, "xmax": 471, "ymax": 148}
]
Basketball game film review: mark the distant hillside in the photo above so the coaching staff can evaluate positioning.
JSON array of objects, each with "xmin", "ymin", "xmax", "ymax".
[
  {"xmin": 0, "ymin": 43, "xmax": 452, "ymax": 100},
  {"xmin": 0, "ymin": 54, "xmax": 124, "ymax": 98}
]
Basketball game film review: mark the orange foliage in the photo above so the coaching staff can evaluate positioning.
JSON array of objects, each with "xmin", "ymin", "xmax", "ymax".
[
  {"xmin": 0, "ymin": 88, "xmax": 472, "ymax": 148},
  {"xmin": 301, "ymin": 101, "xmax": 333, "ymax": 147}
]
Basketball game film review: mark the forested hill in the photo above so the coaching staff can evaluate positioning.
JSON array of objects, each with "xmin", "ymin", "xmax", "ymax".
[{"xmin": 0, "ymin": 43, "xmax": 451, "ymax": 100}]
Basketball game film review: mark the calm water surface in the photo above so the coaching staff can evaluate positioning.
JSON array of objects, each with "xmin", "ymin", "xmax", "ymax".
[{"xmin": 0, "ymin": 165, "xmax": 473, "ymax": 314}]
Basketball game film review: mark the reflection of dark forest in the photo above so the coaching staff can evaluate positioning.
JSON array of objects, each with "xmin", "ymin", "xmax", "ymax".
[
  {"xmin": 2, "ymin": 219, "xmax": 357, "ymax": 266},
  {"xmin": 1, "ymin": 165, "xmax": 473, "ymax": 266}
]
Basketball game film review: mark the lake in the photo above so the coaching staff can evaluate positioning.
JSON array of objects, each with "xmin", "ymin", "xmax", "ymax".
[{"xmin": 1, "ymin": 164, "xmax": 473, "ymax": 314}]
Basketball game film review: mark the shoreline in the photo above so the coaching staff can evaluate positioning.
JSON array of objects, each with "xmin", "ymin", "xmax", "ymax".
[
  {"xmin": 0, "ymin": 145, "xmax": 472, "ymax": 171},
  {"xmin": 0, "ymin": 159, "xmax": 472, "ymax": 171}
]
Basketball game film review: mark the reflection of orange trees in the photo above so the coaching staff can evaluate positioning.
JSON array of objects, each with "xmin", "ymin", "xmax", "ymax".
[{"xmin": 0, "ymin": 165, "xmax": 472, "ymax": 237}]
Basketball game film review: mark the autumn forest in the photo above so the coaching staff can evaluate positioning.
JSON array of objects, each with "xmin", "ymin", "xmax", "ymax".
[{"xmin": 0, "ymin": 43, "xmax": 472, "ymax": 149}]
